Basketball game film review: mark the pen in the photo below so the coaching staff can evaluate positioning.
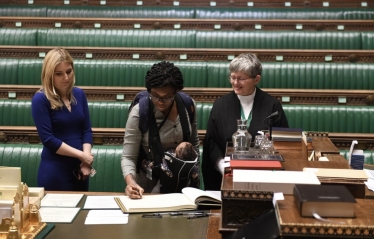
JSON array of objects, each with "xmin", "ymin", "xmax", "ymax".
[
  {"xmin": 169, "ymin": 211, "xmax": 206, "ymax": 216},
  {"xmin": 187, "ymin": 213, "xmax": 209, "ymax": 219},
  {"xmin": 142, "ymin": 213, "xmax": 163, "ymax": 218}
]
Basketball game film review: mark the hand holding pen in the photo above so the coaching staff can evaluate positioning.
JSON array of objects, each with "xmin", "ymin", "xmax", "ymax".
[{"xmin": 125, "ymin": 174, "xmax": 144, "ymax": 199}]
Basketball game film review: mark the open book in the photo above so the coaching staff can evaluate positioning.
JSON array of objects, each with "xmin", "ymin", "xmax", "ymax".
[{"xmin": 114, "ymin": 187, "xmax": 221, "ymax": 213}]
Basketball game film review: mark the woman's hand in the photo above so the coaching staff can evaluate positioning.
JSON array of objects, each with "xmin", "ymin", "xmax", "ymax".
[
  {"xmin": 125, "ymin": 184, "xmax": 144, "ymax": 199},
  {"xmin": 79, "ymin": 163, "xmax": 92, "ymax": 181},
  {"xmin": 80, "ymin": 151, "xmax": 94, "ymax": 165},
  {"xmin": 125, "ymin": 174, "xmax": 144, "ymax": 199}
]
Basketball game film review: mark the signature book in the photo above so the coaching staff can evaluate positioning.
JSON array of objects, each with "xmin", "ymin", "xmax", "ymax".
[
  {"xmin": 114, "ymin": 187, "xmax": 221, "ymax": 213},
  {"xmin": 293, "ymin": 184, "xmax": 356, "ymax": 218}
]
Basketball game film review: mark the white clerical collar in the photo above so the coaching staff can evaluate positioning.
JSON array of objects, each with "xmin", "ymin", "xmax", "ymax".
[{"xmin": 237, "ymin": 88, "xmax": 256, "ymax": 104}]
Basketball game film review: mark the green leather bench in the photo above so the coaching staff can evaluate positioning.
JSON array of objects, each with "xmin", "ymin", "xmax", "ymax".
[
  {"xmin": 1, "ymin": 5, "xmax": 374, "ymax": 19},
  {"xmin": 0, "ymin": 28, "xmax": 369, "ymax": 50},
  {"xmin": 1, "ymin": 99, "xmax": 374, "ymax": 133},
  {"xmin": 0, "ymin": 5, "xmax": 47, "ymax": 17},
  {"xmin": 2, "ymin": 59, "xmax": 374, "ymax": 90},
  {"xmin": 0, "ymin": 143, "xmax": 125, "ymax": 192},
  {"xmin": 0, "ymin": 99, "xmax": 130, "ymax": 128},
  {"xmin": 0, "ymin": 143, "xmax": 205, "ymax": 191}
]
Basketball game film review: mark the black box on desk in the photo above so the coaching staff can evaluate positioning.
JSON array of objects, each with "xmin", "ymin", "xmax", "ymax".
[{"xmin": 220, "ymin": 175, "xmax": 274, "ymax": 229}]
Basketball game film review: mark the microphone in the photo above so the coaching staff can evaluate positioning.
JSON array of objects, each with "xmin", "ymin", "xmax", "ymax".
[{"xmin": 265, "ymin": 111, "xmax": 279, "ymax": 119}]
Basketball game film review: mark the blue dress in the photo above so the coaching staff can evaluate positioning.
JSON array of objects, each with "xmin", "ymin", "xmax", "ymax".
[{"xmin": 31, "ymin": 87, "xmax": 93, "ymax": 191}]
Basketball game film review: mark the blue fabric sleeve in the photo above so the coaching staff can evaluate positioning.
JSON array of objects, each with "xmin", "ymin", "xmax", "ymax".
[
  {"xmin": 31, "ymin": 92, "xmax": 63, "ymax": 152},
  {"xmin": 78, "ymin": 89, "xmax": 93, "ymax": 145}
]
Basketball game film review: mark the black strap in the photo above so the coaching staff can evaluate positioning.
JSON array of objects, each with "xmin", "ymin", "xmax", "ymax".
[
  {"xmin": 174, "ymin": 93, "xmax": 191, "ymax": 142},
  {"xmin": 148, "ymin": 100, "xmax": 174, "ymax": 166}
]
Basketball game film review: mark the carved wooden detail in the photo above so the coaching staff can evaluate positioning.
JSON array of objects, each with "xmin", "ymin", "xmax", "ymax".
[
  {"xmin": 1, "ymin": 17, "xmax": 374, "ymax": 31},
  {"xmin": 1, "ymin": 46, "xmax": 374, "ymax": 63},
  {"xmin": 280, "ymin": 224, "xmax": 374, "ymax": 237},
  {"xmin": 1, "ymin": 86, "xmax": 373, "ymax": 106}
]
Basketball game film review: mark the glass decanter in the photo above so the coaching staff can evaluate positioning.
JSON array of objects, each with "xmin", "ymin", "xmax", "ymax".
[{"xmin": 232, "ymin": 119, "xmax": 252, "ymax": 154}]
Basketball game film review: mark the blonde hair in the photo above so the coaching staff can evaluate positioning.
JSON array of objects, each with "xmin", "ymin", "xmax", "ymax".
[{"xmin": 40, "ymin": 48, "xmax": 76, "ymax": 110}]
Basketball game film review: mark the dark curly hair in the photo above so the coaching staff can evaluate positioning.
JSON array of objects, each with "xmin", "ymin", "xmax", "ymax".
[{"xmin": 145, "ymin": 61, "xmax": 184, "ymax": 92}]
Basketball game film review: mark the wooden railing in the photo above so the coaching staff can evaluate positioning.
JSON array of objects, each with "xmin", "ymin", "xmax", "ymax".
[
  {"xmin": 1, "ymin": 46, "xmax": 374, "ymax": 63},
  {"xmin": 1, "ymin": 17, "xmax": 373, "ymax": 31},
  {"xmin": 1, "ymin": 85, "xmax": 374, "ymax": 105}
]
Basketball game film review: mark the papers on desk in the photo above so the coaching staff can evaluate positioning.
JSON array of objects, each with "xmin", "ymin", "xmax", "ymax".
[
  {"xmin": 41, "ymin": 193, "xmax": 84, "ymax": 207},
  {"xmin": 85, "ymin": 210, "xmax": 129, "ymax": 225},
  {"xmin": 364, "ymin": 169, "xmax": 374, "ymax": 192},
  {"xmin": 83, "ymin": 196, "xmax": 120, "ymax": 209},
  {"xmin": 39, "ymin": 207, "xmax": 80, "ymax": 223}
]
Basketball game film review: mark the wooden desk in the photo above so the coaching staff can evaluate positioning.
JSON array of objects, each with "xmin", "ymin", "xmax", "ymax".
[
  {"xmin": 277, "ymin": 195, "xmax": 374, "ymax": 238},
  {"xmin": 44, "ymin": 192, "xmax": 213, "ymax": 239}
]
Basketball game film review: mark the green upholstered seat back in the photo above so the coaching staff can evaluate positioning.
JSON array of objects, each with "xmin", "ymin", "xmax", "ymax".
[
  {"xmin": 36, "ymin": 29, "xmax": 197, "ymax": 48},
  {"xmin": 0, "ymin": 29, "xmax": 367, "ymax": 49},
  {"xmin": 0, "ymin": 59, "xmax": 19, "ymax": 84},
  {"xmin": 0, "ymin": 5, "xmax": 47, "ymax": 17},
  {"xmin": 0, "ymin": 144, "xmax": 126, "ymax": 192},
  {"xmin": 195, "ymin": 7, "xmax": 345, "ymax": 19},
  {"xmin": 283, "ymin": 105, "xmax": 374, "ymax": 133},
  {"xmin": 260, "ymin": 62, "xmax": 374, "ymax": 89},
  {"xmin": 2, "ymin": 59, "xmax": 374, "ymax": 89},
  {"xmin": 2, "ymin": 5, "xmax": 373, "ymax": 20},
  {"xmin": 0, "ymin": 100, "xmax": 130, "ymax": 128},
  {"xmin": 343, "ymin": 10, "xmax": 374, "ymax": 19},
  {"xmin": 90, "ymin": 146, "xmax": 125, "ymax": 192},
  {"xmin": 18, "ymin": 59, "xmax": 43, "ymax": 85},
  {"xmin": 361, "ymin": 32, "xmax": 374, "ymax": 50},
  {"xmin": 88, "ymin": 101, "xmax": 130, "ymax": 128},
  {"xmin": 0, "ymin": 100, "xmax": 33, "ymax": 126},
  {"xmin": 0, "ymin": 144, "xmax": 42, "ymax": 187},
  {"xmin": 0, "ymin": 29, "xmax": 38, "ymax": 46},
  {"xmin": 2, "ymin": 100, "xmax": 374, "ymax": 133},
  {"xmin": 195, "ymin": 31, "xmax": 362, "ymax": 49},
  {"xmin": 46, "ymin": 6, "xmax": 196, "ymax": 18}
]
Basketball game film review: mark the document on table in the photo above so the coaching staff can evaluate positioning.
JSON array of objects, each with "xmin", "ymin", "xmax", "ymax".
[
  {"xmin": 39, "ymin": 207, "xmax": 80, "ymax": 223},
  {"xmin": 41, "ymin": 194, "xmax": 84, "ymax": 207},
  {"xmin": 85, "ymin": 210, "xmax": 129, "ymax": 225},
  {"xmin": 83, "ymin": 196, "xmax": 120, "ymax": 209}
]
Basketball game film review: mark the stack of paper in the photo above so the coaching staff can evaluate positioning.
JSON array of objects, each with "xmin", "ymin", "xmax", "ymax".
[
  {"xmin": 39, "ymin": 194, "xmax": 84, "ymax": 223},
  {"xmin": 233, "ymin": 170, "xmax": 320, "ymax": 194},
  {"xmin": 303, "ymin": 168, "xmax": 368, "ymax": 182}
]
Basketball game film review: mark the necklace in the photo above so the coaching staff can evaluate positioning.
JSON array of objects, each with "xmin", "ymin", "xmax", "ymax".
[{"xmin": 63, "ymin": 99, "xmax": 71, "ymax": 109}]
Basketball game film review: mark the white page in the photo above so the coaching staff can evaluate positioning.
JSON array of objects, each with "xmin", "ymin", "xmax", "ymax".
[
  {"xmin": 116, "ymin": 194, "xmax": 195, "ymax": 212},
  {"xmin": 364, "ymin": 178, "xmax": 374, "ymax": 192},
  {"xmin": 85, "ymin": 210, "xmax": 129, "ymax": 225},
  {"xmin": 364, "ymin": 169, "xmax": 374, "ymax": 179},
  {"xmin": 83, "ymin": 196, "xmax": 120, "ymax": 209},
  {"xmin": 182, "ymin": 187, "xmax": 221, "ymax": 203},
  {"xmin": 41, "ymin": 194, "xmax": 84, "ymax": 207},
  {"xmin": 39, "ymin": 207, "xmax": 80, "ymax": 223},
  {"xmin": 206, "ymin": 190, "xmax": 222, "ymax": 201}
]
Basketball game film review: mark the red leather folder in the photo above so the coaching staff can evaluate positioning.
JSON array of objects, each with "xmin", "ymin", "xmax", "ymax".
[{"xmin": 230, "ymin": 160, "xmax": 283, "ymax": 170}]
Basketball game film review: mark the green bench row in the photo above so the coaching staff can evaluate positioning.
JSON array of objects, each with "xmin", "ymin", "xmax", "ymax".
[
  {"xmin": 1, "ymin": 29, "xmax": 374, "ymax": 50},
  {"xmin": 2, "ymin": 59, "xmax": 374, "ymax": 90},
  {"xmin": 1, "ymin": 99, "xmax": 374, "ymax": 133},
  {"xmin": 0, "ymin": 144, "xmax": 205, "ymax": 192},
  {"xmin": 0, "ymin": 143, "xmax": 372, "ymax": 192},
  {"xmin": 1, "ymin": 5, "xmax": 373, "ymax": 19}
]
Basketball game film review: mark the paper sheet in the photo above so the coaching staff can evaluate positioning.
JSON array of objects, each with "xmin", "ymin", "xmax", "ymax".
[
  {"xmin": 85, "ymin": 210, "xmax": 129, "ymax": 225},
  {"xmin": 39, "ymin": 207, "xmax": 80, "ymax": 223},
  {"xmin": 41, "ymin": 194, "xmax": 84, "ymax": 207}
]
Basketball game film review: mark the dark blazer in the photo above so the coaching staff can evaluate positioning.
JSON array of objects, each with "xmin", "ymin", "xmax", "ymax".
[{"xmin": 202, "ymin": 88, "xmax": 289, "ymax": 190}]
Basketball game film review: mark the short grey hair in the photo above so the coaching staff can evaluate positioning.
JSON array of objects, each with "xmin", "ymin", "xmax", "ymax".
[{"xmin": 229, "ymin": 53, "xmax": 262, "ymax": 77}]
